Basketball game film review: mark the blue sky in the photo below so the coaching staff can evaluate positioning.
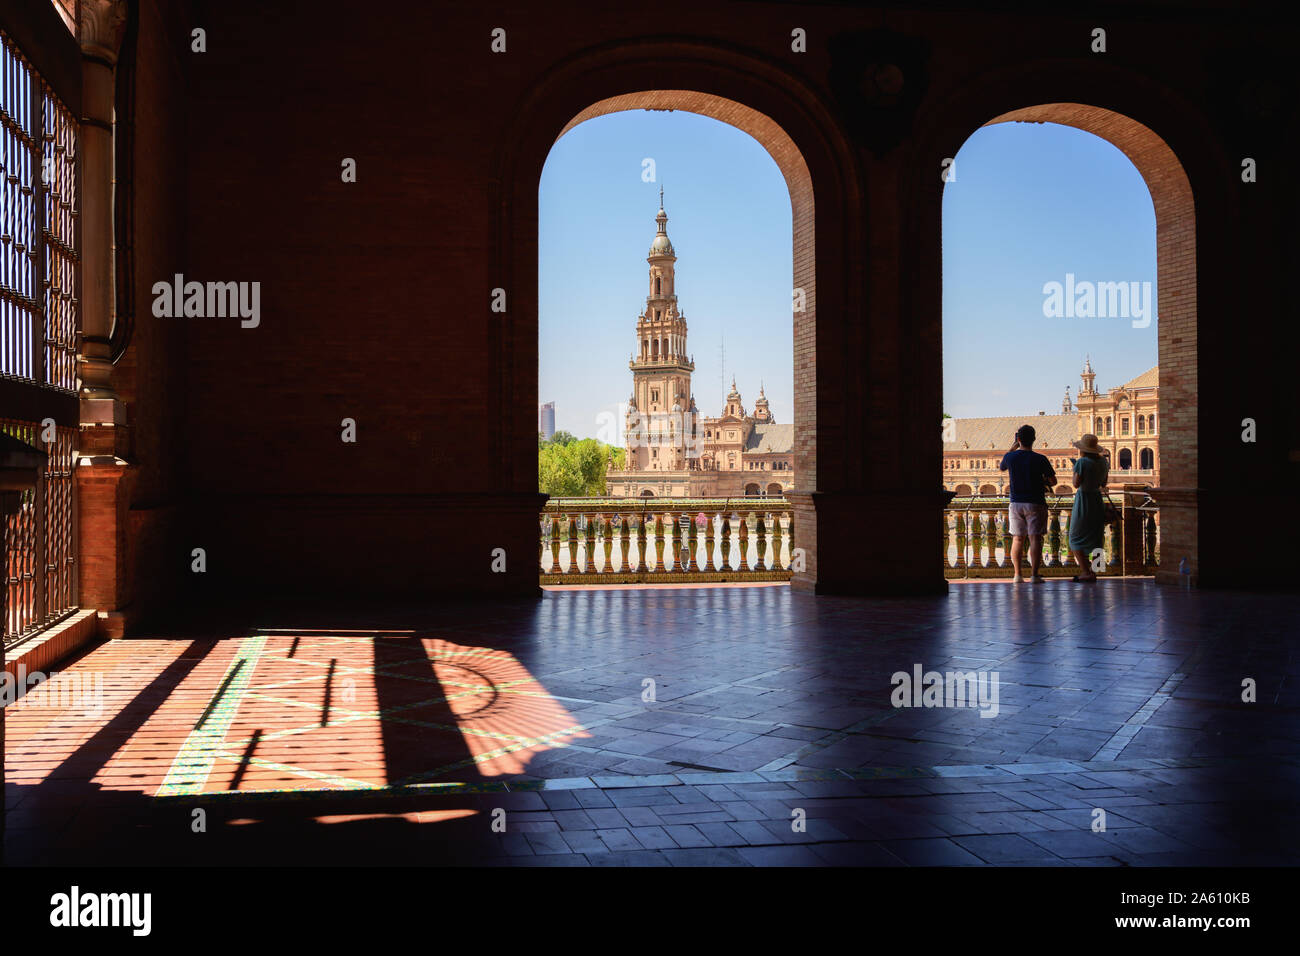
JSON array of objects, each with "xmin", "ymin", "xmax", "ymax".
[{"xmin": 539, "ymin": 111, "xmax": 1157, "ymax": 438}]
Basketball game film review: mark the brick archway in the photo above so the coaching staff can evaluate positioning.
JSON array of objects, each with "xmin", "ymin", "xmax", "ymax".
[
  {"xmin": 909, "ymin": 62, "xmax": 1221, "ymax": 587},
  {"xmin": 493, "ymin": 43, "xmax": 864, "ymax": 593},
  {"xmin": 977, "ymin": 104, "xmax": 1196, "ymax": 584}
]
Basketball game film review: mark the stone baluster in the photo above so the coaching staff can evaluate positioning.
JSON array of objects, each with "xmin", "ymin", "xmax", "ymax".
[
  {"xmin": 1047, "ymin": 508, "xmax": 1062, "ymax": 567},
  {"xmin": 984, "ymin": 508, "xmax": 997, "ymax": 568},
  {"xmin": 971, "ymin": 512, "xmax": 984, "ymax": 569},
  {"xmin": 720, "ymin": 514, "xmax": 732, "ymax": 571},
  {"xmin": 774, "ymin": 511, "xmax": 786, "ymax": 570},
  {"xmin": 635, "ymin": 513, "xmax": 648, "ymax": 573},
  {"xmin": 583, "ymin": 517, "xmax": 596, "ymax": 574},
  {"xmin": 703, "ymin": 514, "xmax": 716, "ymax": 572},
  {"xmin": 566, "ymin": 514, "xmax": 578, "ymax": 575},
  {"xmin": 954, "ymin": 512, "xmax": 967, "ymax": 570},
  {"xmin": 656, "ymin": 513, "xmax": 669, "ymax": 571},
  {"xmin": 780, "ymin": 512, "xmax": 790, "ymax": 572},
  {"xmin": 743, "ymin": 512, "xmax": 754, "ymax": 572},
  {"xmin": 943, "ymin": 511, "xmax": 952, "ymax": 570},
  {"xmin": 572, "ymin": 515, "xmax": 585, "ymax": 574},
  {"xmin": 755, "ymin": 514, "xmax": 768, "ymax": 571},
  {"xmin": 601, "ymin": 516, "xmax": 613, "ymax": 573},
  {"xmin": 550, "ymin": 514, "xmax": 562, "ymax": 573},
  {"xmin": 1106, "ymin": 512, "xmax": 1120, "ymax": 574},
  {"xmin": 684, "ymin": 516, "xmax": 697, "ymax": 572},
  {"xmin": 618, "ymin": 516, "xmax": 631, "ymax": 573},
  {"xmin": 1000, "ymin": 512, "xmax": 1012, "ymax": 568}
]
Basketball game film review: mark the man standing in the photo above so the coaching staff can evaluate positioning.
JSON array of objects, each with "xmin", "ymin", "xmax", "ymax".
[{"xmin": 999, "ymin": 424, "xmax": 1057, "ymax": 583}]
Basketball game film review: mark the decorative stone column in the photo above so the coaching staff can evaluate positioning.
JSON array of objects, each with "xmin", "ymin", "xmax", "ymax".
[{"xmin": 75, "ymin": 1, "xmax": 134, "ymax": 635}]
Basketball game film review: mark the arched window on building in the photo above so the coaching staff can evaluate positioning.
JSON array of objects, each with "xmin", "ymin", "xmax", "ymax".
[
  {"xmin": 1121, "ymin": 417, "xmax": 1129, "ymax": 435},
  {"xmin": 954, "ymin": 484, "xmax": 972, "ymax": 496},
  {"xmin": 1137, "ymin": 416, "xmax": 1146, "ymax": 434},
  {"xmin": 979, "ymin": 484, "xmax": 997, "ymax": 495},
  {"xmin": 767, "ymin": 482, "xmax": 782, "ymax": 495},
  {"xmin": 1105, "ymin": 417, "xmax": 1112, "ymax": 435},
  {"xmin": 1140, "ymin": 447, "xmax": 1154, "ymax": 470},
  {"xmin": 655, "ymin": 276, "xmax": 661, "ymax": 294},
  {"xmin": 1150, "ymin": 414, "xmax": 1157, "ymax": 433},
  {"xmin": 1119, "ymin": 448, "xmax": 1132, "ymax": 469},
  {"xmin": 745, "ymin": 483, "xmax": 760, "ymax": 496},
  {"xmin": 1095, "ymin": 417, "xmax": 1103, "ymax": 434}
]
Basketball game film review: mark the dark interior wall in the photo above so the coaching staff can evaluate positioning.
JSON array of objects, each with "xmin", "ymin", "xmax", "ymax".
[
  {"xmin": 165, "ymin": 0, "xmax": 1295, "ymax": 599},
  {"xmin": 113, "ymin": 0, "xmax": 192, "ymax": 617}
]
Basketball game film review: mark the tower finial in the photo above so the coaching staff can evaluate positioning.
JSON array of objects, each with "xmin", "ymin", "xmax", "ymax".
[{"xmin": 660, "ymin": 184, "xmax": 664, "ymax": 208}]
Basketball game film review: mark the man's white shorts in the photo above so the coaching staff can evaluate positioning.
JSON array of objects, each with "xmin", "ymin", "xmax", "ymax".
[{"xmin": 1008, "ymin": 502, "xmax": 1048, "ymax": 536}]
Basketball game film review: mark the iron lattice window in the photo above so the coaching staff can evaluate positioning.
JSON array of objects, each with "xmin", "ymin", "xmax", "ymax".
[
  {"xmin": 2, "ymin": 419, "xmax": 76, "ymax": 643},
  {"xmin": 1, "ymin": 30, "xmax": 78, "ymax": 388},
  {"xmin": 1, "ymin": 28, "xmax": 80, "ymax": 645}
]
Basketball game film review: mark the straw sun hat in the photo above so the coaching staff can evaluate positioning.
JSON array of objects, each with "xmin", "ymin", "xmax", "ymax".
[{"xmin": 1072, "ymin": 434, "xmax": 1103, "ymax": 455}]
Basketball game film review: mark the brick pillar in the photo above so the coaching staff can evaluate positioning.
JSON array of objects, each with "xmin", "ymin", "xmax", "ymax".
[
  {"xmin": 76, "ymin": 457, "xmax": 136, "ymax": 636},
  {"xmin": 1148, "ymin": 486, "xmax": 1199, "ymax": 587},
  {"xmin": 75, "ymin": 2, "xmax": 135, "ymax": 633},
  {"xmin": 789, "ymin": 490, "xmax": 951, "ymax": 596}
]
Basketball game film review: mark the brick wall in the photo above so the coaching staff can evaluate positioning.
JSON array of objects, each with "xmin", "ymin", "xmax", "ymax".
[{"xmin": 103, "ymin": 0, "xmax": 1296, "ymax": 605}]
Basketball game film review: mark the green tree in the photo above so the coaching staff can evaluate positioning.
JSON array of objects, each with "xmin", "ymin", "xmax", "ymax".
[
  {"xmin": 538, "ymin": 435, "xmax": 624, "ymax": 496},
  {"xmin": 538, "ymin": 441, "xmax": 583, "ymax": 496}
]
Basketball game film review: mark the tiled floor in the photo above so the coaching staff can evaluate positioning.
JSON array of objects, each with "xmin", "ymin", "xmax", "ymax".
[{"xmin": 4, "ymin": 580, "xmax": 1298, "ymax": 865}]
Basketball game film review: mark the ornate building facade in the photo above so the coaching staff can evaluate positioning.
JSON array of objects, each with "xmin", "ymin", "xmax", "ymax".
[
  {"xmin": 604, "ymin": 197, "xmax": 795, "ymax": 497},
  {"xmin": 942, "ymin": 359, "xmax": 1159, "ymax": 495}
]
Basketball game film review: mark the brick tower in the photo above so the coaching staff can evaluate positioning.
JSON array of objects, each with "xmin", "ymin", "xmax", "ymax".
[{"xmin": 625, "ymin": 190, "xmax": 697, "ymax": 472}]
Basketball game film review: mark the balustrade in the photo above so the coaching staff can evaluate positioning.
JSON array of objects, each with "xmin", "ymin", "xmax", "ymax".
[
  {"xmin": 941, "ymin": 494, "xmax": 1159, "ymax": 579},
  {"xmin": 541, "ymin": 498, "xmax": 794, "ymax": 583}
]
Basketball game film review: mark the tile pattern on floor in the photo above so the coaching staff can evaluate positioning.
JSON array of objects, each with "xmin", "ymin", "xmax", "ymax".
[{"xmin": 4, "ymin": 580, "xmax": 1299, "ymax": 865}]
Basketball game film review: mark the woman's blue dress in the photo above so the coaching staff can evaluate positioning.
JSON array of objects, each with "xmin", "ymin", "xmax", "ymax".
[{"xmin": 1068, "ymin": 456, "xmax": 1109, "ymax": 552}]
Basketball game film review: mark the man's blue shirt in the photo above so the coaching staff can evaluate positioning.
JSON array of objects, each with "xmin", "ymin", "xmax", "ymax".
[{"xmin": 998, "ymin": 449, "xmax": 1056, "ymax": 505}]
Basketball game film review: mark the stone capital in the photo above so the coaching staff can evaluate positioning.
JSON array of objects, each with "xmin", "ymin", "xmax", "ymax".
[{"xmin": 79, "ymin": 0, "xmax": 128, "ymax": 64}]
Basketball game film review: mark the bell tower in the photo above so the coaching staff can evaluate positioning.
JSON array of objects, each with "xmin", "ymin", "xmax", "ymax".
[
  {"xmin": 627, "ymin": 191, "xmax": 696, "ymax": 472},
  {"xmin": 1080, "ymin": 355, "xmax": 1097, "ymax": 396}
]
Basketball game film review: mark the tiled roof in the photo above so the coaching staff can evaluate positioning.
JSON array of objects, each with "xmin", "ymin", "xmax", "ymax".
[
  {"xmin": 943, "ymin": 414, "xmax": 1078, "ymax": 453},
  {"xmin": 1119, "ymin": 366, "xmax": 1158, "ymax": 390},
  {"xmin": 746, "ymin": 423, "xmax": 794, "ymax": 454}
]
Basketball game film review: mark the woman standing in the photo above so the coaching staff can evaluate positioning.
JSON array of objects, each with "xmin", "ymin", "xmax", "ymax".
[{"xmin": 1068, "ymin": 434, "xmax": 1110, "ymax": 582}]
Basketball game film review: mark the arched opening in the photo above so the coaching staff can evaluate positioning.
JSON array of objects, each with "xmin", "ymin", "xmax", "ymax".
[
  {"xmin": 640, "ymin": 489, "xmax": 655, "ymax": 497},
  {"xmin": 954, "ymin": 484, "xmax": 973, "ymax": 496},
  {"xmin": 528, "ymin": 86, "xmax": 820, "ymax": 585},
  {"xmin": 1119, "ymin": 448, "xmax": 1133, "ymax": 470},
  {"xmin": 744, "ymin": 483, "xmax": 761, "ymax": 496},
  {"xmin": 497, "ymin": 31, "xmax": 868, "ymax": 592},
  {"xmin": 938, "ymin": 102, "xmax": 1194, "ymax": 583},
  {"xmin": 979, "ymin": 484, "xmax": 997, "ymax": 495},
  {"xmin": 1055, "ymin": 484, "xmax": 1072, "ymax": 495},
  {"xmin": 1140, "ymin": 447, "xmax": 1154, "ymax": 470},
  {"xmin": 766, "ymin": 482, "xmax": 782, "ymax": 495}
]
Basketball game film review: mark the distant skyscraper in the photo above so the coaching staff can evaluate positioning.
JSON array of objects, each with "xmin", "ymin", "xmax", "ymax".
[{"xmin": 538, "ymin": 402, "xmax": 556, "ymax": 440}]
